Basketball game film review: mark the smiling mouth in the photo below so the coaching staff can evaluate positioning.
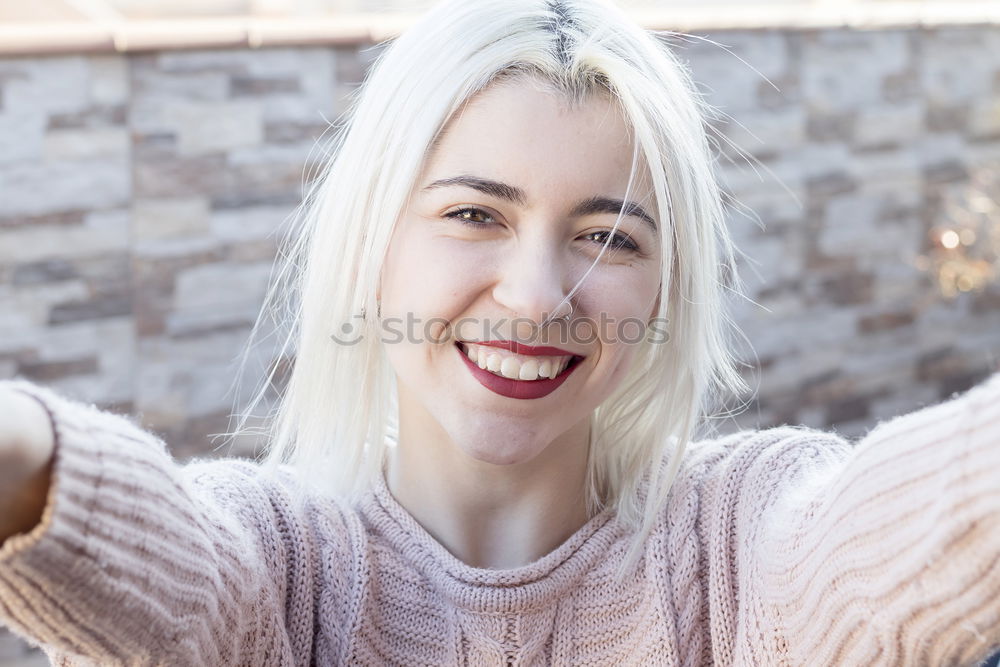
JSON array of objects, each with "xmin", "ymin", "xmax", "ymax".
[{"xmin": 455, "ymin": 341, "xmax": 586, "ymax": 382}]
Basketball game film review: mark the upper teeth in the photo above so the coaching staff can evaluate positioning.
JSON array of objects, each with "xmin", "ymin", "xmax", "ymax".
[{"xmin": 461, "ymin": 342, "xmax": 575, "ymax": 381}]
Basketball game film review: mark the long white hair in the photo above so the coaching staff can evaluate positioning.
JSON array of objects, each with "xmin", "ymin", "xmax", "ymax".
[{"xmin": 229, "ymin": 0, "xmax": 748, "ymax": 574}]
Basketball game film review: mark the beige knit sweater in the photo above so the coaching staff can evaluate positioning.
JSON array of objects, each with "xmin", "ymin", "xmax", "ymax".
[{"xmin": 0, "ymin": 375, "xmax": 998, "ymax": 666}]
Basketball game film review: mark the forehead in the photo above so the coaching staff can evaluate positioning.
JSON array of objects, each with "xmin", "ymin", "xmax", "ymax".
[{"xmin": 422, "ymin": 78, "xmax": 654, "ymax": 207}]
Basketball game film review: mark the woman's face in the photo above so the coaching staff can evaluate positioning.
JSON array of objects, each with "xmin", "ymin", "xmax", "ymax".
[{"xmin": 379, "ymin": 78, "xmax": 662, "ymax": 466}]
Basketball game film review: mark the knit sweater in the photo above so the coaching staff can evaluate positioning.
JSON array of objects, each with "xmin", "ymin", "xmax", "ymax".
[{"xmin": 0, "ymin": 376, "xmax": 998, "ymax": 666}]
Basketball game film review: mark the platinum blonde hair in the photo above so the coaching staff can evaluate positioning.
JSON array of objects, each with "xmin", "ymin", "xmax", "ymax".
[{"xmin": 232, "ymin": 0, "xmax": 748, "ymax": 575}]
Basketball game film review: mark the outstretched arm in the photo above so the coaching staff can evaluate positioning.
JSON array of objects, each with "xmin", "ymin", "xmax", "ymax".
[
  {"xmin": 755, "ymin": 372, "xmax": 1000, "ymax": 665},
  {"xmin": 0, "ymin": 379, "xmax": 321, "ymax": 666}
]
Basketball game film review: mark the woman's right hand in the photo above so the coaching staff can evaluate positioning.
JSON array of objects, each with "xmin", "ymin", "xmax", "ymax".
[{"xmin": 0, "ymin": 385, "xmax": 56, "ymax": 545}]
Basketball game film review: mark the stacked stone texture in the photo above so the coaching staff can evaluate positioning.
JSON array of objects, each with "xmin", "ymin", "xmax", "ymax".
[
  {"xmin": 686, "ymin": 26, "xmax": 1000, "ymax": 437},
  {"xmin": 1, "ymin": 23, "xmax": 1000, "ymax": 665}
]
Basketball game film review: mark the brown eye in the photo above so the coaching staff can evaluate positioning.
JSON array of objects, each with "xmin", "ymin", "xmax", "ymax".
[
  {"xmin": 443, "ymin": 207, "xmax": 496, "ymax": 227},
  {"xmin": 584, "ymin": 230, "xmax": 639, "ymax": 253}
]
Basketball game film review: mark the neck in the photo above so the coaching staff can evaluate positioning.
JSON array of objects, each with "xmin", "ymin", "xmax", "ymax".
[{"xmin": 384, "ymin": 415, "xmax": 593, "ymax": 569}]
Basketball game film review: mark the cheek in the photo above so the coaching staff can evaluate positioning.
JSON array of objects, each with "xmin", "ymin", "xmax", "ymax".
[
  {"xmin": 576, "ymin": 265, "xmax": 660, "ymax": 329},
  {"xmin": 381, "ymin": 227, "xmax": 496, "ymax": 323}
]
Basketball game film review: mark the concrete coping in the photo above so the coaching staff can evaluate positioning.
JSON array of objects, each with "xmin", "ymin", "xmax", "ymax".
[{"xmin": 0, "ymin": 3, "xmax": 998, "ymax": 56}]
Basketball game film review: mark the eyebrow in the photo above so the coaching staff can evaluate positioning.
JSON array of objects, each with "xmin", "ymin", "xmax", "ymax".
[{"xmin": 421, "ymin": 175, "xmax": 658, "ymax": 232}]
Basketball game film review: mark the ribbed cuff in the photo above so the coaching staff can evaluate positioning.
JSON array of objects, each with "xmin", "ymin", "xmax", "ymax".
[
  {"xmin": 0, "ymin": 378, "xmax": 169, "ymax": 657},
  {"xmin": 0, "ymin": 379, "xmax": 103, "ymax": 563}
]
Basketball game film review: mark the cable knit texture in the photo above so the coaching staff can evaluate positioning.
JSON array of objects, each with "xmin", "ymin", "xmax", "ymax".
[{"xmin": 0, "ymin": 375, "xmax": 998, "ymax": 666}]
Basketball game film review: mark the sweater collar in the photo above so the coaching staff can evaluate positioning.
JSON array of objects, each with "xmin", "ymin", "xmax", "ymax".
[{"xmin": 359, "ymin": 467, "xmax": 626, "ymax": 613}]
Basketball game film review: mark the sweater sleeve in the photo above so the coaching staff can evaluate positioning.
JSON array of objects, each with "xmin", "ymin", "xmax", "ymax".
[
  {"xmin": 754, "ymin": 372, "xmax": 1000, "ymax": 666},
  {"xmin": 0, "ymin": 378, "xmax": 325, "ymax": 666}
]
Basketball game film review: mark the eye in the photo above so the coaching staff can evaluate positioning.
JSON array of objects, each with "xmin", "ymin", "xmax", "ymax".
[
  {"xmin": 583, "ymin": 230, "xmax": 639, "ymax": 253},
  {"xmin": 442, "ymin": 207, "xmax": 640, "ymax": 253},
  {"xmin": 443, "ymin": 206, "xmax": 496, "ymax": 227}
]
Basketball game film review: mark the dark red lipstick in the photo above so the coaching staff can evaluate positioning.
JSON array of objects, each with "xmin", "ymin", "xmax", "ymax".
[{"xmin": 456, "ymin": 342, "xmax": 584, "ymax": 400}]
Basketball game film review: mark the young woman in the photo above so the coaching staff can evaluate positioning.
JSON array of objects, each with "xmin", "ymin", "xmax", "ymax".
[{"xmin": 1, "ymin": 0, "xmax": 998, "ymax": 664}]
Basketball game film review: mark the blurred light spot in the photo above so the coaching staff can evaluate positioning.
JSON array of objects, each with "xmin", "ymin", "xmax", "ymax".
[{"xmin": 970, "ymin": 195, "xmax": 995, "ymax": 214}]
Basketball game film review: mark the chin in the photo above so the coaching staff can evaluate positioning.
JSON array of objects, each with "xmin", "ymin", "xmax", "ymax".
[{"xmin": 456, "ymin": 430, "xmax": 549, "ymax": 467}]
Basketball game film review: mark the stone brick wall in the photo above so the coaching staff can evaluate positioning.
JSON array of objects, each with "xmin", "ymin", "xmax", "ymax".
[
  {"xmin": 0, "ymin": 45, "xmax": 378, "ymax": 466},
  {"xmin": 693, "ymin": 26, "xmax": 1000, "ymax": 436},
  {"xmin": 1, "ymin": 22, "xmax": 1000, "ymax": 664}
]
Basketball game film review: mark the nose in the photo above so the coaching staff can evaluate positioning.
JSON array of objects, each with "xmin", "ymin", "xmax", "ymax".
[{"xmin": 491, "ymin": 238, "xmax": 574, "ymax": 331}]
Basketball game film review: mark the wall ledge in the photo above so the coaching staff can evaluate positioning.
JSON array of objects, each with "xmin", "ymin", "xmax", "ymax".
[{"xmin": 0, "ymin": 3, "xmax": 998, "ymax": 56}]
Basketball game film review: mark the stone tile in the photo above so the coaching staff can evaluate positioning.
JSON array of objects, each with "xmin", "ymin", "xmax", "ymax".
[
  {"xmin": 163, "ymin": 408, "xmax": 243, "ymax": 459},
  {"xmin": 264, "ymin": 120, "xmax": 329, "ymax": 144},
  {"xmin": 0, "ymin": 280, "xmax": 90, "ymax": 334},
  {"xmin": 245, "ymin": 47, "xmax": 322, "ymax": 77},
  {"xmin": 882, "ymin": 67, "xmax": 921, "ymax": 104},
  {"xmin": 869, "ymin": 384, "xmax": 940, "ymax": 422},
  {"xmin": 916, "ymin": 346, "xmax": 969, "ymax": 382},
  {"xmin": 921, "ymin": 27, "xmax": 997, "ymax": 105},
  {"xmin": 807, "ymin": 111, "xmax": 856, "ymax": 144},
  {"xmin": 0, "ymin": 209, "xmax": 87, "ymax": 229},
  {"xmin": 0, "ymin": 110, "xmax": 45, "ymax": 164},
  {"xmin": 47, "ymin": 104, "xmax": 127, "ymax": 130},
  {"xmin": 11, "ymin": 258, "xmax": 79, "ymax": 285},
  {"xmin": 168, "ymin": 261, "xmax": 272, "ymax": 336},
  {"xmin": 43, "ymin": 126, "xmax": 129, "ymax": 161},
  {"xmin": 852, "ymin": 103, "xmax": 924, "ymax": 151},
  {"xmin": 718, "ymin": 107, "xmax": 806, "ymax": 160},
  {"xmin": 795, "ymin": 143, "xmax": 854, "ymax": 180},
  {"xmin": 687, "ymin": 64, "xmax": 767, "ymax": 115},
  {"xmin": 334, "ymin": 44, "xmax": 367, "ymax": 86},
  {"xmin": 48, "ymin": 290, "xmax": 132, "ymax": 325},
  {"xmin": 156, "ymin": 49, "xmax": 253, "ymax": 74},
  {"xmin": 18, "ymin": 355, "xmax": 100, "ymax": 381},
  {"xmin": 968, "ymin": 98, "xmax": 1000, "ymax": 139},
  {"xmin": 825, "ymin": 393, "xmax": 875, "ymax": 425},
  {"xmin": 938, "ymin": 368, "xmax": 993, "ymax": 400},
  {"xmin": 1, "ymin": 56, "xmax": 91, "ymax": 115},
  {"xmin": 35, "ymin": 316, "xmax": 130, "ymax": 361},
  {"xmin": 210, "ymin": 204, "xmax": 289, "ymax": 241},
  {"xmin": 133, "ymin": 153, "xmax": 229, "ymax": 198},
  {"xmin": 0, "ymin": 158, "xmax": 130, "ymax": 218},
  {"xmin": 817, "ymin": 272, "xmax": 874, "ymax": 306},
  {"xmin": 851, "ymin": 149, "xmax": 922, "ymax": 190},
  {"xmin": 925, "ymin": 104, "xmax": 969, "ymax": 134},
  {"xmin": 135, "ymin": 328, "xmax": 257, "ymax": 427},
  {"xmin": 801, "ymin": 30, "xmax": 909, "ymax": 113},
  {"xmin": 817, "ymin": 193, "xmax": 886, "ymax": 257},
  {"xmin": 871, "ymin": 259, "xmax": 925, "ymax": 304},
  {"xmin": 218, "ymin": 240, "xmax": 277, "ymax": 269},
  {"xmin": 174, "ymin": 101, "xmax": 264, "ymax": 156},
  {"xmin": 89, "ymin": 55, "xmax": 129, "ymax": 107},
  {"xmin": 230, "ymin": 74, "xmax": 301, "ymax": 97},
  {"xmin": 134, "ymin": 235, "xmax": 223, "ymax": 259},
  {"xmin": 756, "ymin": 72, "xmax": 801, "ymax": 111},
  {"xmin": 858, "ymin": 310, "xmax": 916, "ymax": 333},
  {"xmin": 0, "ymin": 209, "xmax": 128, "ymax": 264},
  {"xmin": 132, "ymin": 69, "xmax": 231, "ymax": 104},
  {"xmin": 133, "ymin": 197, "xmax": 211, "ymax": 242}
]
